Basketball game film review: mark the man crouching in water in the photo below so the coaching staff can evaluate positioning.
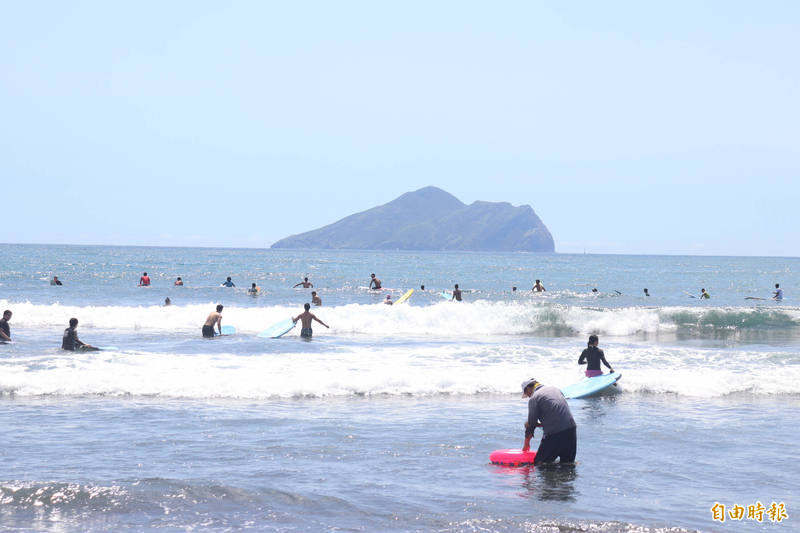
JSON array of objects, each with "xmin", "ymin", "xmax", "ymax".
[
  {"xmin": 521, "ymin": 377, "xmax": 577, "ymax": 465},
  {"xmin": 62, "ymin": 318, "xmax": 98, "ymax": 351},
  {"xmin": 203, "ymin": 304, "xmax": 224, "ymax": 338},
  {"xmin": 293, "ymin": 302, "xmax": 329, "ymax": 339}
]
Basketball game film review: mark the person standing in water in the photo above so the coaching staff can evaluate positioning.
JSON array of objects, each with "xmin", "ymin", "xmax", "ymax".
[
  {"xmin": 62, "ymin": 318, "xmax": 97, "ymax": 351},
  {"xmin": 521, "ymin": 378, "xmax": 577, "ymax": 464},
  {"xmin": 369, "ymin": 273, "xmax": 382, "ymax": 290},
  {"xmin": 451, "ymin": 284, "xmax": 462, "ymax": 301},
  {"xmin": 532, "ymin": 280, "xmax": 546, "ymax": 292},
  {"xmin": 293, "ymin": 303, "xmax": 329, "ymax": 338},
  {"xmin": 174, "ymin": 277, "xmax": 184, "ymax": 286},
  {"xmin": 202, "ymin": 305, "xmax": 224, "ymax": 338},
  {"xmin": 51, "ymin": 276, "xmax": 63, "ymax": 286},
  {"xmin": 773, "ymin": 283, "xmax": 783, "ymax": 301},
  {"xmin": 221, "ymin": 277, "xmax": 235, "ymax": 287},
  {"xmin": 578, "ymin": 334, "xmax": 614, "ymax": 377},
  {"xmin": 139, "ymin": 272, "xmax": 151, "ymax": 286},
  {"xmin": 293, "ymin": 277, "xmax": 313, "ymax": 288},
  {"xmin": 644, "ymin": 288, "xmax": 650, "ymax": 297},
  {"xmin": 311, "ymin": 291, "xmax": 322, "ymax": 306},
  {"xmin": 248, "ymin": 283, "xmax": 260, "ymax": 295},
  {"xmin": 0, "ymin": 310, "xmax": 12, "ymax": 341}
]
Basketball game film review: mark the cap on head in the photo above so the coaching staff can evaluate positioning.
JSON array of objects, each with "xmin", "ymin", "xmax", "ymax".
[{"xmin": 521, "ymin": 378, "xmax": 538, "ymax": 394}]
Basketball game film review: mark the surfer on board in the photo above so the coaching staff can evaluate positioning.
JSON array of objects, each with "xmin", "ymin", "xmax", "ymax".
[
  {"xmin": 138, "ymin": 272, "xmax": 151, "ymax": 286},
  {"xmin": 293, "ymin": 303, "xmax": 329, "ymax": 338},
  {"xmin": 369, "ymin": 273, "xmax": 382, "ymax": 290},
  {"xmin": 578, "ymin": 334, "xmax": 614, "ymax": 377},
  {"xmin": 203, "ymin": 305, "xmax": 224, "ymax": 338},
  {"xmin": 62, "ymin": 318, "xmax": 98, "ymax": 351},
  {"xmin": 700, "ymin": 288, "xmax": 710, "ymax": 299},
  {"xmin": 0, "ymin": 310, "xmax": 12, "ymax": 341},
  {"xmin": 521, "ymin": 378, "xmax": 577, "ymax": 464},
  {"xmin": 773, "ymin": 283, "xmax": 783, "ymax": 301},
  {"xmin": 452, "ymin": 284, "xmax": 462, "ymax": 301}
]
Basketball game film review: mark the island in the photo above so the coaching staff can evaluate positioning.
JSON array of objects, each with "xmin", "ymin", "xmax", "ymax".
[{"xmin": 271, "ymin": 186, "xmax": 555, "ymax": 252}]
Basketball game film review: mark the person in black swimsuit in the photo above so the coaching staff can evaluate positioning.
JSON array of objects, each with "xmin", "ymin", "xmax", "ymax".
[{"xmin": 578, "ymin": 334, "xmax": 613, "ymax": 377}]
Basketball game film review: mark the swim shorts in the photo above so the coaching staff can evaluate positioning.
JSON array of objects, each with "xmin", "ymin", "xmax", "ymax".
[
  {"xmin": 301, "ymin": 328, "xmax": 313, "ymax": 338},
  {"xmin": 202, "ymin": 325, "xmax": 216, "ymax": 338}
]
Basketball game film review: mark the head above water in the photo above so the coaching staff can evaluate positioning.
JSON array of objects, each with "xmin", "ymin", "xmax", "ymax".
[
  {"xmin": 69, "ymin": 317, "xmax": 78, "ymax": 327},
  {"xmin": 216, "ymin": 304, "xmax": 223, "ymax": 312},
  {"xmin": 521, "ymin": 378, "xmax": 540, "ymax": 397},
  {"xmin": 304, "ymin": 303, "xmax": 311, "ymax": 310},
  {"xmin": 143, "ymin": 272, "xmax": 147, "ymax": 276},
  {"xmin": 3, "ymin": 310, "xmax": 11, "ymax": 319},
  {"xmin": 588, "ymin": 334, "xmax": 599, "ymax": 347},
  {"xmin": 776, "ymin": 283, "xmax": 780, "ymax": 288},
  {"xmin": 304, "ymin": 277, "xmax": 308, "ymax": 281},
  {"xmin": 454, "ymin": 284, "xmax": 459, "ymax": 289},
  {"xmin": 252, "ymin": 283, "xmax": 256, "ymax": 288},
  {"xmin": 311, "ymin": 291, "xmax": 317, "ymax": 296},
  {"xmin": 227, "ymin": 277, "xmax": 232, "ymax": 282}
]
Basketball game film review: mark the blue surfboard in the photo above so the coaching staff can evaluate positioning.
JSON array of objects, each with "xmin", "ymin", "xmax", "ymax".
[
  {"xmin": 216, "ymin": 325, "xmax": 236, "ymax": 336},
  {"xmin": 257, "ymin": 318, "xmax": 296, "ymax": 339},
  {"xmin": 97, "ymin": 346, "xmax": 119, "ymax": 351},
  {"xmin": 560, "ymin": 372, "xmax": 622, "ymax": 399},
  {"xmin": 439, "ymin": 291, "xmax": 451, "ymax": 300}
]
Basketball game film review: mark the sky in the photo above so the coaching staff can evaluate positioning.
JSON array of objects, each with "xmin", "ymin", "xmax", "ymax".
[{"xmin": 1, "ymin": 1, "xmax": 798, "ymax": 256}]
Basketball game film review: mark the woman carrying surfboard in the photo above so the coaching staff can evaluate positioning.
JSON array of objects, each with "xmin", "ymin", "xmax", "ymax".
[{"xmin": 578, "ymin": 335, "xmax": 614, "ymax": 377}]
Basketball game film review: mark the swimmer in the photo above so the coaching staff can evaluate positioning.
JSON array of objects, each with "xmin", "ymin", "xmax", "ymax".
[
  {"xmin": 452, "ymin": 284, "xmax": 462, "ymax": 301},
  {"xmin": 578, "ymin": 334, "xmax": 613, "ymax": 377},
  {"xmin": 700, "ymin": 288, "xmax": 710, "ymax": 299},
  {"xmin": 0, "ymin": 310, "xmax": 12, "ymax": 341},
  {"xmin": 221, "ymin": 277, "xmax": 235, "ymax": 287},
  {"xmin": 420, "ymin": 285, "xmax": 425, "ymax": 291},
  {"xmin": 384, "ymin": 294, "xmax": 393, "ymax": 305},
  {"xmin": 773, "ymin": 283, "xmax": 783, "ymax": 301},
  {"xmin": 369, "ymin": 273, "xmax": 382, "ymax": 290},
  {"xmin": 591, "ymin": 288, "xmax": 598, "ymax": 293},
  {"xmin": 644, "ymin": 288, "xmax": 650, "ymax": 297},
  {"xmin": 50, "ymin": 276, "xmax": 63, "ymax": 286},
  {"xmin": 512, "ymin": 286, "xmax": 517, "ymax": 292},
  {"xmin": 293, "ymin": 277, "xmax": 313, "ymax": 288},
  {"xmin": 311, "ymin": 291, "xmax": 322, "ymax": 306},
  {"xmin": 62, "ymin": 318, "xmax": 97, "ymax": 351},
  {"xmin": 248, "ymin": 283, "xmax": 261, "ymax": 295},
  {"xmin": 174, "ymin": 277, "xmax": 184, "ymax": 286},
  {"xmin": 292, "ymin": 303, "xmax": 329, "ymax": 338},
  {"xmin": 164, "ymin": 297, "xmax": 171, "ymax": 306},
  {"xmin": 139, "ymin": 272, "xmax": 151, "ymax": 286},
  {"xmin": 532, "ymin": 280, "xmax": 546, "ymax": 292},
  {"xmin": 202, "ymin": 304, "xmax": 224, "ymax": 338}
]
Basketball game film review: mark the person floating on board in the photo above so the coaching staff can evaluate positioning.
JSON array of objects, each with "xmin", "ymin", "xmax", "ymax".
[
  {"xmin": 0, "ymin": 310, "xmax": 12, "ymax": 342},
  {"xmin": 202, "ymin": 304, "xmax": 224, "ymax": 338},
  {"xmin": 311, "ymin": 291, "xmax": 322, "ymax": 306},
  {"xmin": 293, "ymin": 277, "xmax": 313, "ymax": 288},
  {"xmin": 164, "ymin": 297, "xmax": 171, "ymax": 306},
  {"xmin": 50, "ymin": 276, "xmax": 62, "ymax": 286},
  {"xmin": 700, "ymin": 288, "xmax": 710, "ymax": 299},
  {"xmin": 644, "ymin": 288, "xmax": 650, "ymax": 297},
  {"xmin": 221, "ymin": 277, "xmax": 235, "ymax": 287},
  {"xmin": 174, "ymin": 277, "xmax": 184, "ymax": 286},
  {"xmin": 139, "ymin": 272, "xmax": 151, "ymax": 286},
  {"xmin": 384, "ymin": 294, "xmax": 393, "ymax": 305},
  {"xmin": 578, "ymin": 334, "xmax": 614, "ymax": 377},
  {"xmin": 532, "ymin": 279, "xmax": 546, "ymax": 292},
  {"xmin": 248, "ymin": 283, "xmax": 261, "ymax": 295},
  {"xmin": 292, "ymin": 303, "xmax": 329, "ymax": 338},
  {"xmin": 369, "ymin": 273, "xmax": 382, "ymax": 290},
  {"xmin": 452, "ymin": 284, "xmax": 463, "ymax": 301},
  {"xmin": 62, "ymin": 318, "xmax": 98, "ymax": 351},
  {"xmin": 773, "ymin": 283, "xmax": 783, "ymax": 301},
  {"xmin": 521, "ymin": 378, "xmax": 577, "ymax": 464}
]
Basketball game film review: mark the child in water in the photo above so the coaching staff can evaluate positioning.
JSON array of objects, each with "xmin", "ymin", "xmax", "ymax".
[{"xmin": 578, "ymin": 334, "xmax": 614, "ymax": 377}]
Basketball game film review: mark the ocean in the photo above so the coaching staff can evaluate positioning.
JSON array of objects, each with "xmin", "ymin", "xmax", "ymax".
[{"xmin": 0, "ymin": 244, "xmax": 797, "ymax": 532}]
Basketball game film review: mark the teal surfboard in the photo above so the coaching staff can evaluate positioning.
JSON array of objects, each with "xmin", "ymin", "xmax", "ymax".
[
  {"xmin": 257, "ymin": 318, "xmax": 296, "ymax": 339},
  {"xmin": 97, "ymin": 346, "xmax": 119, "ymax": 351},
  {"xmin": 561, "ymin": 372, "xmax": 622, "ymax": 399},
  {"xmin": 216, "ymin": 325, "xmax": 236, "ymax": 336},
  {"xmin": 439, "ymin": 291, "xmax": 450, "ymax": 300}
]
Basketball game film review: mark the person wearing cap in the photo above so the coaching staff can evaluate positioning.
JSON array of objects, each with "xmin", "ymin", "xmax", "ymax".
[{"xmin": 521, "ymin": 378, "xmax": 577, "ymax": 464}]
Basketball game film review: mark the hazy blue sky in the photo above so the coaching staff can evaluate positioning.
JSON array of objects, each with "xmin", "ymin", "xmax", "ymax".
[{"xmin": 2, "ymin": 2, "xmax": 798, "ymax": 255}]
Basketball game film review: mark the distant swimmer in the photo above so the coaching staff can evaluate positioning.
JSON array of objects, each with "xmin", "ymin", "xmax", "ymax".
[
  {"xmin": 512, "ymin": 286, "xmax": 517, "ymax": 292},
  {"xmin": 591, "ymin": 288, "xmax": 598, "ymax": 293},
  {"xmin": 221, "ymin": 277, "xmax": 235, "ymax": 287},
  {"xmin": 420, "ymin": 285, "xmax": 425, "ymax": 291},
  {"xmin": 62, "ymin": 318, "xmax": 98, "ymax": 351},
  {"xmin": 521, "ymin": 378, "xmax": 577, "ymax": 464},
  {"xmin": 773, "ymin": 283, "xmax": 783, "ymax": 301},
  {"xmin": 202, "ymin": 304, "xmax": 224, "ymax": 338},
  {"xmin": 292, "ymin": 302, "xmax": 329, "ymax": 338},
  {"xmin": 311, "ymin": 291, "xmax": 322, "ymax": 306},
  {"xmin": 293, "ymin": 277, "xmax": 313, "ymax": 288},
  {"xmin": 384, "ymin": 294, "xmax": 393, "ymax": 305},
  {"xmin": 174, "ymin": 277, "xmax": 184, "ymax": 286},
  {"xmin": 452, "ymin": 284, "xmax": 463, "ymax": 301},
  {"xmin": 139, "ymin": 272, "xmax": 151, "ymax": 286},
  {"xmin": 532, "ymin": 280, "xmax": 546, "ymax": 292},
  {"xmin": 700, "ymin": 288, "xmax": 710, "ymax": 299},
  {"xmin": 578, "ymin": 334, "xmax": 614, "ymax": 377},
  {"xmin": 248, "ymin": 283, "xmax": 261, "ymax": 295},
  {"xmin": 164, "ymin": 297, "xmax": 171, "ymax": 306},
  {"xmin": 369, "ymin": 273, "xmax": 382, "ymax": 290},
  {"xmin": 50, "ymin": 276, "xmax": 62, "ymax": 286},
  {"xmin": 0, "ymin": 310, "xmax": 12, "ymax": 341},
  {"xmin": 644, "ymin": 288, "xmax": 650, "ymax": 297}
]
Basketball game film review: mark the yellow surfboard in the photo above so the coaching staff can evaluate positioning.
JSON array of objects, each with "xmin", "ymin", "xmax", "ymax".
[{"xmin": 394, "ymin": 289, "xmax": 414, "ymax": 305}]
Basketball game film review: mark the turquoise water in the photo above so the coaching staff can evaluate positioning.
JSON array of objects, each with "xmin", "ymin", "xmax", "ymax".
[{"xmin": 1, "ymin": 244, "xmax": 798, "ymax": 531}]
